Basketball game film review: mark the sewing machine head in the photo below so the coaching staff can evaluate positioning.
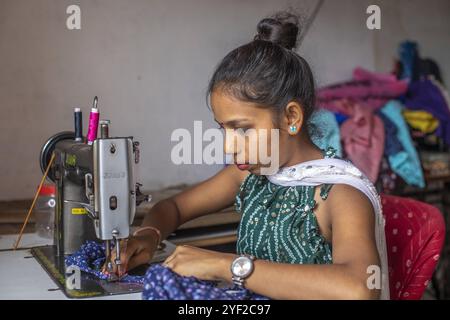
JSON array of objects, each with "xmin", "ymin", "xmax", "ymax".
[
  {"xmin": 40, "ymin": 121, "xmax": 150, "ymax": 268},
  {"xmin": 91, "ymin": 136, "xmax": 136, "ymax": 241}
]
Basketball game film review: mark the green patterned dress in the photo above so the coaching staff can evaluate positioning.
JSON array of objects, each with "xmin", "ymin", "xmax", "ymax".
[{"xmin": 235, "ymin": 147, "xmax": 338, "ymax": 265}]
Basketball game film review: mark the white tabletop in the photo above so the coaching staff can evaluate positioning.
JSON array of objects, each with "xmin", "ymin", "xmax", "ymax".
[
  {"xmin": 0, "ymin": 233, "xmax": 141, "ymax": 300},
  {"xmin": 0, "ymin": 233, "xmax": 52, "ymax": 251}
]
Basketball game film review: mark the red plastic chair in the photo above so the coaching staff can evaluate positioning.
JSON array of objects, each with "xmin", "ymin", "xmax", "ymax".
[{"xmin": 381, "ymin": 194, "xmax": 445, "ymax": 299}]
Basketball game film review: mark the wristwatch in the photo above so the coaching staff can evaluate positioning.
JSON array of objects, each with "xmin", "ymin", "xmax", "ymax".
[{"xmin": 230, "ymin": 254, "xmax": 256, "ymax": 288}]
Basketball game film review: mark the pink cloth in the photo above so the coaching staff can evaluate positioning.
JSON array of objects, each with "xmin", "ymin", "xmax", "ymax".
[
  {"xmin": 318, "ymin": 67, "xmax": 408, "ymax": 111},
  {"xmin": 339, "ymin": 100, "xmax": 385, "ymax": 182},
  {"xmin": 317, "ymin": 67, "xmax": 408, "ymax": 182},
  {"xmin": 353, "ymin": 67, "xmax": 404, "ymax": 84}
]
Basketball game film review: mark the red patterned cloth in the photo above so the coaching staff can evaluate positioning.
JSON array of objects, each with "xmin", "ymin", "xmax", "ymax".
[{"xmin": 381, "ymin": 194, "xmax": 445, "ymax": 299}]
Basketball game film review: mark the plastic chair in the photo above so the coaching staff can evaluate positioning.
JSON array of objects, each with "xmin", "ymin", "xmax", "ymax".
[{"xmin": 381, "ymin": 194, "xmax": 445, "ymax": 299}]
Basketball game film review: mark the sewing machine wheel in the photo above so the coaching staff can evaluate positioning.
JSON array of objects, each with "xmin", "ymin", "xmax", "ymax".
[{"xmin": 40, "ymin": 131, "xmax": 76, "ymax": 182}]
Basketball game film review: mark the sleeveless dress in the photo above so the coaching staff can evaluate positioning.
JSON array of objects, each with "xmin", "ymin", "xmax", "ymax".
[{"xmin": 235, "ymin": 147, "xmax": 338, "ymax": 264}]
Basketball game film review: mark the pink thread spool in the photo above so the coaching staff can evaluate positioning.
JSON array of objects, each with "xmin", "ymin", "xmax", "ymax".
[{"xmin": 87, "ymin": 97, "xmax": 99, "ymax": 145}]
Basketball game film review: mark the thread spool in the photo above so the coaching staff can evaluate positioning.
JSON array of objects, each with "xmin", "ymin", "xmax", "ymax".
[
  {"xmin": 74, "ymin": 108, "xmax": 83, "ymax": 142},
  {"xmin": 87, "ymin": 96, "xmax": 99, "ymax": 145}
]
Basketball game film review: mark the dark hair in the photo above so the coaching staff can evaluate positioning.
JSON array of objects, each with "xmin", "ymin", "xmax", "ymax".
[
  {"xmin": 207, "ymin": 12, "xmax": 316, "ymax": 127},
  {"xmin": 254, "ymin": 11, "xmax": 300, "ymax": 50}
]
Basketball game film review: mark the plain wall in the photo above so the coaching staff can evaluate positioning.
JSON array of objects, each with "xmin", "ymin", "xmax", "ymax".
[{"xmin": 0, "ymin": 0, "xmax": 449, "ymax": 200}]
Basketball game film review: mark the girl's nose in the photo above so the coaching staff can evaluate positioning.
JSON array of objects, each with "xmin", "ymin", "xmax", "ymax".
[
  {"xmin": 224, "ymin": 129, "xmax": 241, "ymax": 156},
  {"xmin": 224, "ymin": 129, "xmax": 245, "ymax": 158}
]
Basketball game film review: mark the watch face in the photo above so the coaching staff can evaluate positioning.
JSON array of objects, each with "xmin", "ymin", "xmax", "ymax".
[{"xmin": 232, "ymin": 256, "xmax": 253, "ymax": 277}]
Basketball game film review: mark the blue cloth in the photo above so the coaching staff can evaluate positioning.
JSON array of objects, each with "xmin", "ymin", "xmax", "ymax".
[
  {"xmin": 380, "ymin": 100, "xmax": 425, "ymax": 188},
  {"xmin": 309, "ymin": 109, "xmax": 343, "ymax": 157},
  {"xmin": 377, "ymin": 111, "xmax": 404, "ymax": 156},
  {"xmin": 334, "ymin": 112, "xmax": 349, "ymax": 126},
  {"xmin": 142, "ymin": 264, "xmax": 269, "ymax": 300},
  {"xmin": 65, "ymin": 241, "xmax": 144, "ymax": 284},
  {"xmin": 66, "ymin": 241, "xmax": 269, "ymax": 300},
  {"xmin": 399, "ymin": 41, "xmax": 419, "ymax": 81}
]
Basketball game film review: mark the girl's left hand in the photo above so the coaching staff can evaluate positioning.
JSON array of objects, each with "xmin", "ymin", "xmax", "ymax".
[{"xmin": 162, "ymin": 245, "xmax": 236, "ymax": 282}]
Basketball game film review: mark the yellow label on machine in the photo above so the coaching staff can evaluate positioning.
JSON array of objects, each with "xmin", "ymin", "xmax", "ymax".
[
  {"xmin": 66, "ymin": 154, "xmax": 77, "ymax": 166},
  {"xmin": 72, "ymin": 208, "xmax": 87, "ymax": 215}
]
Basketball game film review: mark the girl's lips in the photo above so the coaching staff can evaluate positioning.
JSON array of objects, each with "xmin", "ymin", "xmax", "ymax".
[{"xmin": 237, "ymin": 164, "xmax": 250, "ymax": 170}]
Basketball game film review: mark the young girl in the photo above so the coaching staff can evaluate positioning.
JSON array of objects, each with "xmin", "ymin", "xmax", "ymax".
[{"xmin": 110, "ymin": 14, "xmax": 388, "ymax": 300}]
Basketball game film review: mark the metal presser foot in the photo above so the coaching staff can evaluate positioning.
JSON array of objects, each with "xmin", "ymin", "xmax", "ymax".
[{"xmin": 103, "ymin": 239, "xmax": 120, "ymax": 282}]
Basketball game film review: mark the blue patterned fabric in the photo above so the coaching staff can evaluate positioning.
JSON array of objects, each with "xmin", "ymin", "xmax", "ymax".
[
  {"xmin": 66, "ymin": 241, "xmax": 269, "ymax": 300},
  {"xmin": 65, "ymin": 240, "xmax": 144, "ymax": 284},
  {"xmin": 142, "ymin": 264, "xmax": 269, "ymax": 300}
]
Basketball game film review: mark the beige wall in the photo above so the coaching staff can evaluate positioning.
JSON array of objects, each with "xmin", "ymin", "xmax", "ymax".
[{"xmin": 0, "ymin": 0, "xmax": 449, "ymax": 200}]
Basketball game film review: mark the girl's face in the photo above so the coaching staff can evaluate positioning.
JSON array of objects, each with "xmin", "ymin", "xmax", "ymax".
[{"xmin": 211, "ymin": 89, "xmax": 295, "ymax": 175}]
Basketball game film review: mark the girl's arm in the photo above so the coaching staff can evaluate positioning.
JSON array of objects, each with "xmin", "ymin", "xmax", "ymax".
[
  {"xmin": 228, "ymin": 184, "xmax": 381, "ymax": 299},
  {"xmin": 166, "ymin": 184, "xmax": 382, "ymax": 300},
  {"xmin": 112, "ymin": 164, "xmax": 249, "ymax": 272},
  {"xmin": 141, "ymin": 163, "xmax": 248, "ymax": 242}
]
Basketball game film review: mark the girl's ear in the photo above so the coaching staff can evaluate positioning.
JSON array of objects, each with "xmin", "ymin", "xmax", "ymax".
[{"xmin": 283, "ymin": 101, "xmax": 304, "ymax": 135}]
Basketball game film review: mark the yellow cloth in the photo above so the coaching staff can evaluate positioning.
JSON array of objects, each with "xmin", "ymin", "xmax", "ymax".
[{"xmin": 403, "ymin": 110, "xmax": 439, "ymax": 133}]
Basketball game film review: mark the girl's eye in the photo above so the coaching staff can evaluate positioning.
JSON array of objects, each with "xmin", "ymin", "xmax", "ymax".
[{"xmin": 217, "ymin": 126, "xmax": 250, "ymax": 133}]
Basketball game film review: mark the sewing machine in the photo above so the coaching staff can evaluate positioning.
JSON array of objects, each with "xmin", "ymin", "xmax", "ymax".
[{"xmin": 31, "ymin": 119, "xmax": 175, "ymax": 298}]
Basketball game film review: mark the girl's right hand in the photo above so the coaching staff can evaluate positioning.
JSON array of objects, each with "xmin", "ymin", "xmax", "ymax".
[{"xmin": 105, "ymin": 233, "xmax": 158, "ymax": 277}]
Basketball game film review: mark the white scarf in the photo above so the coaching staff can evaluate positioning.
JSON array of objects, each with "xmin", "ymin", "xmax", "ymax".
[{"xmin": 267, "ymin": 157, "xmax": 390, "ymax": 300}]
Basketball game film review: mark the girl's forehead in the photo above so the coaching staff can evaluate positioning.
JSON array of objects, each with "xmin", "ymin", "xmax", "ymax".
[
  {"xmin": 210, "ymin": 90, "xmax": 266, "ymax": 123},
  {"xmin": 211, "ymin": 90, "xmax": 244, "ymax": 110}
]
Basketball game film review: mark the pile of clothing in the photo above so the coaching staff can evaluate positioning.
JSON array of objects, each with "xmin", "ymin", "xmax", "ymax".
[{"xmin": 310, "ymin": 41, "xmax": 450, "ymax": 192}]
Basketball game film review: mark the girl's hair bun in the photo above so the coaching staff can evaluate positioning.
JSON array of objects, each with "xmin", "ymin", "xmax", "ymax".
[{"xmin": 254, "ymin": 11, "xmax": 300, "ymax": 50}]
